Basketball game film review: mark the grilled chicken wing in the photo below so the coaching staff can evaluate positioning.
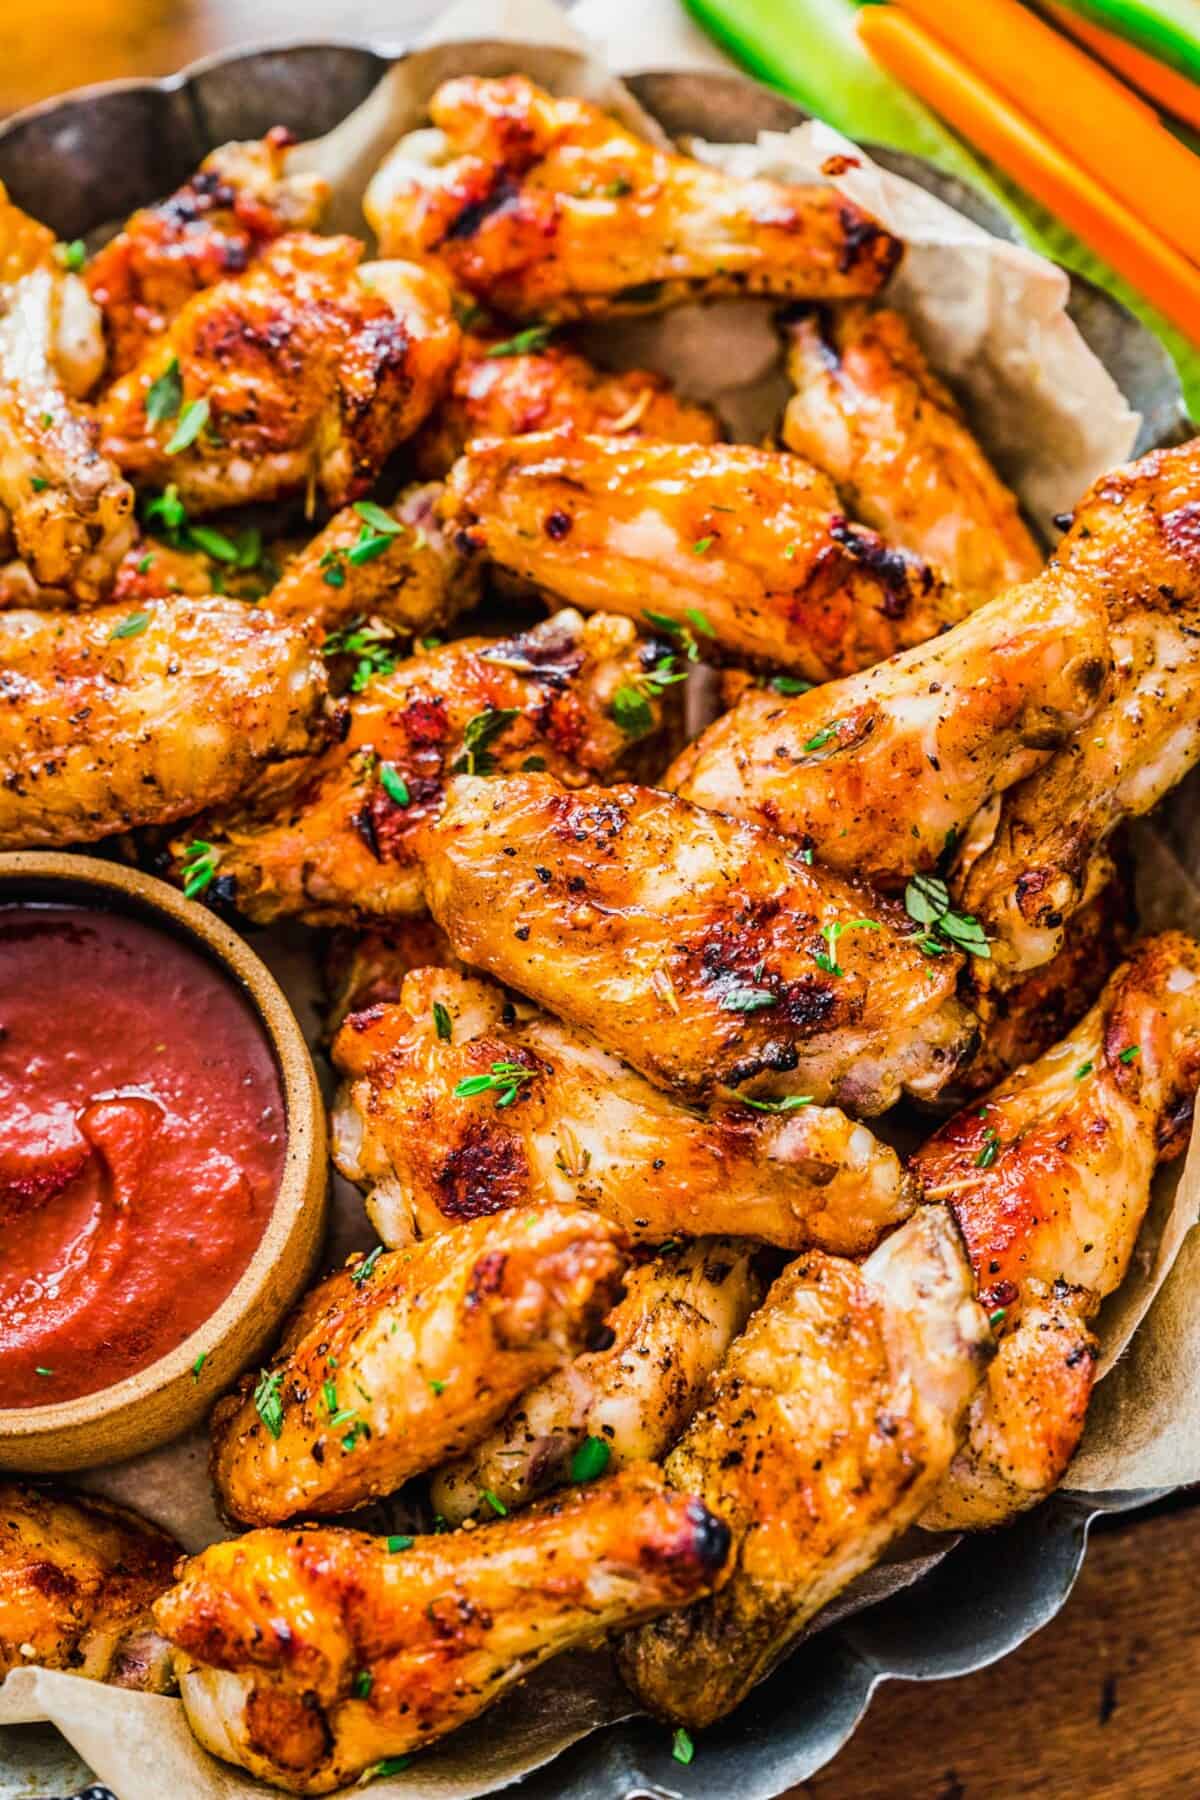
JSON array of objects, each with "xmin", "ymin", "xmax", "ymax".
[
  {"xmin": 322, "ymin": 919, "xmax": 461, "ymax": 1037},
  {"xmin": 414, "ymin": 330, "xmax": 719, "ymax": 477},
  {"xmin": 365, "ymin": 75, "xmax": 900, "ymax": 322},
  {"xmin": 99, "ymin": 236, "xmax": 458, "ymax": 514},
  {"xmin": 0, "ymin": 597, "xmax": 327, "ymax": 850},
  {"xmin": 157, "ymin": 1466, "xmax": 730, "ymax": 1795},
  {"xmin": 86, "ymin": 130, "xmax": 329, "ymax": 379},
  {"xmin": 617, "ymin": 1206, "xmax": 991, "ymax": 1727},
  {"xmin": 957, "ymin": 441, "xmax": 1200, "ymax": 975},
  {"xmin": 210, "ymin": 1205, "xmax": 627, "ymax": 1527},
  {"xmin": 914, "ymin": 932, "xmax": 1200, "ymax": 1530},
  {"xmin": 418, "ymin": 774, "xmax": 977, "ymax": 1112},
  {"xmin": 431, "ymin": 1239, "xmax": 764, "ymax": 1525},
  {"xmin": 779, "ymin": 304, "xmax": 1041, "ymax": 601},
  {"xmin": 668, "ymin": 560, "xmax": 1111, "ymax": 887},
  {"xmin": 331, "ymin": 965, "xmax": 915, "ymax": 1252},
  {"xmin": 0, "ymin": 1483, "xmax": 178, "ymax": 1692},
  {"xmin": 443, "ymin": 434, "xmax": 962, "ymax": 677},
  {"xmin": 165, "ymin": 610, "xmax": 671, "ymax": 926},
  {"xmin": 0, "ymin": 185, "xmax": 134, "ymax": 600}
]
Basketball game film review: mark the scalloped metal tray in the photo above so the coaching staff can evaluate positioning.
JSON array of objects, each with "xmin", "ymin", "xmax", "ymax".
[{"xmin": 0, "ymin": 43, "xmax": 1186, "ymax": 1800}]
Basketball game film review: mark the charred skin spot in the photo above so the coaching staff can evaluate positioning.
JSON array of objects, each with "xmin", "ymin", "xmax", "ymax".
[
  {"xmin": 829, "ymin": 517, "xmax": 933, "ymax": 616},
  {"xmin": 544, "ymin": 509, "xmax": 572, "ymax": 540},
  {"xmin": 24, "ymin": 1559, "xmax": 78, "ymax": 1602},
  {"xmin": 638, "ymin": 1498, "xmax": 730, "ymax": 1580},
  {"xmin": 434, "ymin": 1120, "xmax": 530, "ymax": 1222},
  {"xmin": 1161, "ymin": 501, "xmax": 1200, "ymax": 569},
  {"xmin": 548, "ymin": 792, "xmax": 630, "ymax": 845},
  {"xmin": 1158, "ymin": 1091, "xmax": 1196, "ymax": 1159},
  {"xmin": 836, "ymin": 202, "xmax": 902, "ymax": 281},
  {"xmin": 442, "ymin": 172, "xmax": 522, "ymax": 243},
  {"xmin": 466, "ymin": 1248, "xmax": 510, "ymax": 1302}
]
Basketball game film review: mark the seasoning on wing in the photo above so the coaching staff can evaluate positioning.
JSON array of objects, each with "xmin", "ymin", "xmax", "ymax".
[
  {"xmin": 443, "ymin": 433, "xmax": 963, "ymax": 678},
  {"xmin": 331, "ymin": 965, "xmax": 916, "ymax": 1252},
  {"xmin": 365, "ymin": 75, "xmax": 900, "ymax": 320}
]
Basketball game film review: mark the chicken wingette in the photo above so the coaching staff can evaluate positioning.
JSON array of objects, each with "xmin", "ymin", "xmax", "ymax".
[
  {"xmin": 779, "ymin": 303, "xmax": 1041, "ymax": 602},
  {"xmin": 668, "ymin": 558, "xmax": 1111, "ymax": 887},
  {"xmin": 321, "ymin": 919, "xmax": 461, "ymax": 1037},
  {"xmin": 915, "ymin": 932, "xmax": 1200, "ymax": 1531},
  {"xmin": 331, "ymin": 965, "xmax": 916, "ymax": 1252},
  {"xmin": 210, "ymin": 1204, "xmax": 628, "ymax": 1527},
  {"xmin": 616, "ymin": 1206, "xmax": 991, "ymax": 1728},
  {"xmin": 417, "ymin": 774, "xmax": 978, "ymax": 1113},
  {"xmin": 156, "ymin": 1467, "xmax": 730, "ymax": 1795},
  {"xmin": 86, "ymin": 130, "xmax": 329, "ymax": 379},
  {"xmin": 365, "ymin": 75, "xmax": 900, "ymax": 321},
  {"xmin": 0, "ymin": 597, "xmax": 327, "ymax": 850},
  {"xmin": 164, "ymin": 610, "xmax": 674, "ymax": 926},
  {"xmin": 0, "ymin": 1483, "xmax": 179, "ymax": 1692},
  {"xmin": 443, "ymin": 433, "xmax": 963, "ymax": 677},
  {"xmin": 430, "ymin": 1239, "xmax": 764, "ymax": 1525},
  {"xmin": 99, "ymin": 235, "xmax": 459, "ymax": 514}
]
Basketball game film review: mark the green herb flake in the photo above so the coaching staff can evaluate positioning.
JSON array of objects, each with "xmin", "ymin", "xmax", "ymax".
[
  {"xmin": 386, "ymin": 1535, "xmax": 413, "ymax": 1553},
  {"xmin": 770, "ymin": 675, "xmax": 813, "ymax": 695},
  {"xmin": 454, "ymin": 1060, "xmax": 537, "ymax": 1109},
  {"xmin": 143, "ymin": 482, "xmax": 188, "ymax": 538},
  {"xmin": 433, "ymin": 1001, "xmax": 452, "ymax": 1043},
  {"xmin": 145, "ymin": 356, "xmax": 183, "ymax": 425},
  {"xmin": 452, "ymin": 707, "xmax": 521, "ymax": 776},
  {"xmin": 164, "ymin": 396, "xmax": 210, "ymax": 455},
  {"xmin": 691, "ymin": 535, "xmax": 714, "ymax": 556},
  {"xmin": 353, "ymin": 500, "xmax": 404, "ymax": 536},
  {"xmin": 1119, "ymin": 1045, "xmax": 1141, "ymax": 1064},
  {"xmin": 34, "ymin": 1366, "xmax": 54, "ymax": 1377},
  {"xmin": 322, "ymin": 560, "xmax": 347, "ymax": 589},
  {"xmin": 30, "ymin": 475, "xmax": 48, "ymax": 492},
  {"xmin": 976, "ymin": 1127, "xmax": 1001, "ymax": 1170},
  {"xmin": 180, "ymin": 839, "xmax": 217, "ymax": 900},
  {"xmin": 187, "ymin": 523, "xmax": 240, "ymax": 563},
  {"xmin": 58, "ymin": 239, "xmax": 87, "ymax": 271},
  {"xmin": 484, "ymin": 324, "xmax": 554, "ymax": 358},
  {"xmin": 738, "ymin": 1094, "xmax": 814, "ymax": 1113},
  {"xmin": 904, "ymin": 873, "xmax": 991, "ymax": 962},
  {"xmin": 191, "ymin": 1352, "xmax": 207, "ymax": 1381},
  {"xmin": 481, "ymin": 1488, "xmax": 508, "ymax": 1516},
  {"xmin": 322, "ymin": 1379, "xmax": 339, "ymax": 1417},
  {"xmin": 1074, "ymin": 1061, "xmax": 1094, "ymax": 1082},
  {"xmin": 254, "ymin": 1368, "xmax": 284, "ymax": 1439},
  {"xmin": 428, "ymin": 1378, "xmax": 447, "ymax": 1396},
  {"xmin": 989, "ymin": 1307, "xmax": 1008, "ymax": 1329},
  {"xmin": 347, "ymin": 527, "xmax": 397, "ymax": 566},
  {"xmin": 136, "ymin": 552, "xmax": 154, "ymax": 574},
  {"xmin": 672, "ymin": 1727, "xmax": 695, "ymax": 1766},
  {"xmin": 353, "ymin": 1669, "xmax": 374, "ymax": 1700},
  {"xmin": 568, "ymin": 1436, "xmax": 611, "ymax": 1483},
  {"xmin": 367, "ymin": 1759, "xmax": 412, "ymax": 1780},
  {"xmin": 350, "ymin": 1245, "xmax": 384, "ymax": 1286},
  {"xmin": 379, "ymin": 763, "xmax": 411, "ymax": 808},
  {"xmin": 611, "ymin": 683, "xmax": 655, "ymax": 737},
  {"xmin": 109, "ymin": 610, "xmax": 150, "ymax": 641},
  {"xmin": 718, "ymin": 985, "xmax": 778, "ymax": 1014},
  {"xmin": 802, "ymin": 722, "xmax": 841, "ymax": 753},
  {"xmin": 322, "ymin": 616, "xmax": 399, "ymax": 690},
  {"xmin": 814, "ymin": 917, "xmax": 881, "ymax": 978}
]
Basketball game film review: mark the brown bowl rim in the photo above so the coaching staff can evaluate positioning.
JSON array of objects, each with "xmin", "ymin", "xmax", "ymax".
[{"xmin": 0, "ymin": 849, "xmax": 323, "ymax": 1442}]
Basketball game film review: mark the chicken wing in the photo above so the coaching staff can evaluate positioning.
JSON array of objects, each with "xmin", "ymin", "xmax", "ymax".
[
  {"xmin": 210, "ymin": 1204, "xmax": 627, "ymax": 1527},
  {"xmin": 164, "ymin": 610, "xmax": 672, "ymax": 926},
  {"xmin": 418, "ymin": 773, "xmax": 978, "ymax": 1112},
  {"xmin": 156, "ymin": 1466, "xmax": 730, "ymax": 1795},
  {"xmin": 0, "ymin": 1483, "xmax": 178, "ymax": 1692},
  {"xmin": 0, "ymin": 185, "xmax": 134, "ymax": 600},
  {"xmin": 331, "ymin": 965, "xmax": 916, "ymax": 1252},
  {"xmin": 0, "ymin": 597, "xmax": 327, "ymax": 850},
  {"xmin": 413, "ymin": 329, "xmax": 718, "ymax": 476},
  {"xmin": 667, "ymin": 560, "xmax": 1111, "ymax": 887},
  {"xmin": 99, "ymin": 236, "xmax": 459, "ymax": 514},
  {"xmin": 365, "ymin": 75, "xmax": 900, "ymax": 321},
  {"xmin": 616, "ymin": 1205, "xmax": 991, "ymax": 1728},
  {"xmin": 914, "ymin": 932, "xmax": 1200, "ymax": 1530},
  {"xmin": 430, "ymin": 1239, "xmax": 764, "ymax": 1525},
  {"xmin": 779, "ymin": 303, "xmax": 1041, "ymax": 601},
  {"xmin": 442, "ymin": 433, "xmax": 963, "ymax": 677},
  {"xmin": 322, "ymin": 919, "xmax": 461, "ymax": 1037},
  {"xmin": 86, "ymin": 130, "xmax": 329, "ymax": 379}
]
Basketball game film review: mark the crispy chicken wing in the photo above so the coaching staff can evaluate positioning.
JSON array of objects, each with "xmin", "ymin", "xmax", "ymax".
[
  {"xmin": 418, "ymin": 774, "xmax": 978, "ymax": 1112},
  {"xmin": 616, "ymin": 1206, "xmax": 991, "ymax": 1727},
  {"xmin": 0, "ymin": 1483, "xmax": 178, "ymax": 1692},
  {"xmin": 157, "ymin": 1466, "xmax": 730, "ymax": 1794},
  {"xmin": 667, "ymin": 561, "xmax": 1111, "ymax": 886},
  {"xmin": 322, "ymin": 919, "xmax": 461, "ymax": 1037},
  {"xmin": 86, "ymin": 130, "xmax": 329, "ymax": 379},
  {"xmin": 0, "ymin": 597, "xmax": 327, "ymax": 850},
  {"xmin": 331, "ymin": 966, "xmax": 916, "ymax": 1252},
  {"xmin": 443, "ymin": 433, "xmax": 963, "ymax": 677},
  {"xmin": 210, "ymin": 1204, "xmax": 628, "ymax": 1527},
  {"xmin": 365, "ymin": 76, "xmax": 900, "ymax": 322},
  {"xmin": 779, "ymin": 304, "xmax": 1041, "ymax": 601},
  {"xmin": 99, "ymin": 236, "xmax": 459, "ymax": 514},
  {"xmin": 0, "ymin": 185, "xmax": 134, "ymax": 600},
  {"xmin": 165, "ymin": 610, "xmax": 671, "ymax": 926},
  {"xmin": 430, "ymin": 1239, "xmax": 764, "ymax": 1525},
  {"xmin": 914, "ymin": 933, "xmax": 1200, "ymax": 1530}
]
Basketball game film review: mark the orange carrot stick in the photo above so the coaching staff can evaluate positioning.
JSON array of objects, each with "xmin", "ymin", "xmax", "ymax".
[
  {"xmin": 891, "ymin": 0, "xmax": 1200, "ymax": 266},
  {"xmin": 857, "ymin": 5, "xmax": 1200, "ymax": 343},
  {"xmin": 1045, "ymin": 0, "xmax": 1200, "ymax": 132}
]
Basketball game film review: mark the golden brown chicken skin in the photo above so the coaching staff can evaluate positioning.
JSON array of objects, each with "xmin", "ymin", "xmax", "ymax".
[
  {"xmin": 413, "ymin": 330, "xmax": 719, "ymax": 476},
  {"xmin": 0, "ymin": 597, "xmax": 327, "ymax": 850},
  {"xmin": 418, "ymin": 774, "xmax": 978, "ymax": 1113},
  {"xmin": 780, "ymin": 303, "xmax": 1041, "ymax": 601},
  {"xmin": 444, "ymin": 433, "xmax": 963, "ymax": 677},
  {"xmin": 165, "ymin": 609, "xmax": 671, "ymax": 926},
  {"xmin": 0, "ymin": 1483, "xmax": 179, "ymax": 1692},
  {"xmin": 99, "ymin": 235, "xmax": 459, "ymax": 514},
  {"xmin": 914, "ymin": 932, "xmax": 1200, "ymax": 1531},
  {"xmin": 430, "ymin": 1239, "xmax": 764, "ymax": 1525},
  {"xmin": 86, "ymin": 130, "xmax": 329, "ymax": 380},
  {"xmin": 668, "ymin": 562, "xmax": 1111, "ymax": 886},
  {"xmin": 331, "ymin": 966, "xmax": 916, "ymax": 1252},
  {"xmin": 321, "ymin": 919, "xmax": 462, "ymax": 1037},
  {"xmin": 617, "ymin": 1206, "xmax": 991, "ymax": 1728},
  {"xmin": 210, "ymin": 1204, "xmax": 628, "ymax": 1527},
  {"xmin": 365, "ymin": 76, "xmax": 900, "ymax": 322},
  {"xmin": 157, "ymin": 1466, "xmax": 731, "ymax": 1795}
]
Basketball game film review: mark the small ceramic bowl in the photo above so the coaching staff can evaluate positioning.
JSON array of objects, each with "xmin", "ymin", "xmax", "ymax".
[{"xmin": 0, "ymin": 852, "xmax": 328, "ymax": 1473}]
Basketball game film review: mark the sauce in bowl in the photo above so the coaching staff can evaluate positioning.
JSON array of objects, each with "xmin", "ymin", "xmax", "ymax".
[{"xmin": 0, "ymin": 903, "xmax": 286, "ymax": 1406}]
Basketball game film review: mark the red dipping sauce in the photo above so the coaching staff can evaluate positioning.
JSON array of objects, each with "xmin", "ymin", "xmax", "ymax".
[{"xmin": 0, "ymin": 903, "xmax": 286, "ymax": 1406}]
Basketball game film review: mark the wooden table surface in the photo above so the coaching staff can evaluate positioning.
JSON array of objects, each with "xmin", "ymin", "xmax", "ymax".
[{"xmin": 3, "ymin": 2, "xmax": 1197, "ymax": 1795}]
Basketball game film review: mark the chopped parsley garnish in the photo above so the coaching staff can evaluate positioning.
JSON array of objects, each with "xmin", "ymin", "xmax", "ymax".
[
  {"xmin": 187, "ymin": 522, "xmax": 239, "ymax": 563},
  {"xmin": 34, "ymin": 1366, "xmax": 54, "ymax": 1377},
  {"xmin": 341, "ymin": 1419, "xmax": 368, "ymax": 1452},
  {"xmin": 672, "ymin": 1726, "xmax": 695, "ymax": 1766},
  {"xmin": 322, "ymin": 1379, "xmax": 339, "ymax": 1417},
  {"xmin": 802, "ymin": 722, "xmax": 843, "ymax": 754},
  {"xmin": 58, "ymin": 239, "xmax": 87, "ymax": 272},
  {"xmin": 770, "ymin": 675, "xmax": 813, "ymax": 695},
  {"xmin": 353, "ymin": 500, "xmax": 403, "ymax": 536},
  {"xmin": 481, "ymin": 1487, "xmax": 508, "ymax": 1516},
  {"xmin": 452, "ymin": 707, "xmax": 521, "ymax": 776},
  {"xmin": 738, "ymin": 1094, "xmax": 814, "ymax": 1113},
  {"xmin": 1119, "ymin": 1044, "xmax": 1141, "ymax": 1064},
  {"xmin": 484, "ymin": 324, "xmax": 555, "ymax": 358},
  {"xmin": 137, "ymin": 552, "xmax": 154, "ymax": 574},
  {"xmin": 719, "ymin": 985, "xmax": 778, "ymax": 1013},
  {"xmin": 353, "ymin": 1669, "xmax": 373, "ymax": 1699},
  {"xmin": 367, "ymin": 1759, "xmax": 412, "ymax": 1780},
  {"xmin": 347, "ymin": 525, "xmax": 399, "ymax": 566},
  {"xmin": 322, "ymin": 616, "xmax": 399, "ymax": 692},
  {"xmin": 975, "ymin": 1127, "xmax": 1001, "ymax": 1169},
  {"xmin": 145, "ymin": 356, "xmax": 182, "ymax": 424},
  {"xmin": 192, "ymin": 1352, "xmax": 207, "ymax": 1381},
  {"xmin": 903, "ymin": 872, "xmax": 990, "ymax": 960},
  {"xmin": 379, "ymin": 763, "xmax": 410, "ymax": 807},
  {"xmin": 642, "ymin": 611, "xmax": 701, "ymax": 662},
  {"xmin": 1074, "ymin": 1061, "xmax": 1094, "ymax": 1081},
  {"xmin": 143, "ymin": 481, "xmax": 187, "ymax": 538},
  {"xmin": 989, "ymin": 1307, "xmax": 1008, "ymax": 1329},
  {"xmin": 611, "ymin": 643, "xmax": 692, "ymax": 737},
  {"xmin": 568, "ymin": 1435, "xmax": 611, "ymax": 1483},
  {"xmin": 814, "ymin": 917, "xmax": 880, "ymax": 977},
  {"xmin": 433, "ymin": 1001, "xmax": 452, "ymax": 1043},
  {"xmin": 180, "ymin": 839, "xmax": 217, "ymax": 899},
  {"xmin": 428, "ymin": 1378, "xmax": 447, "ymax": 1395},
  {"xmin": 691, "ymin": 535, "xmax": 714, "ymax": 555},
  {"xmin": 686, "ymin": 607, "xmax": 715, "ymax": 636},
  {"xmin": 30, "ymin": 475, "xmax": 48, "ymax": 492},
  {"xmin": 254, "ymin": 1368, "xmax": 284, "ymax": 1439},
  {"xmin": 350, "ymin": 1245, "xmax": 383, "ymax": 1286},
  {"xmin": 611, "ymin": 685, "xmax": 655, "ymax": 736},
  {"xmin": 386, "ymin": 1535, "xmax": 413, "ymax": 1553},
  {"xmin": 454, "ymin": 1060, "xmax": 536, "ymax": 1108},
  {"xmin": 109, "ymin": 610, "xmax": 150, "ymax": 640},
  {"xmin": 321, "ymin": 553, "xmax": 346, "ymax": 589},
  {"xmin": 165, "ymin": 395, "xmax": 210, "ymax": 455}
]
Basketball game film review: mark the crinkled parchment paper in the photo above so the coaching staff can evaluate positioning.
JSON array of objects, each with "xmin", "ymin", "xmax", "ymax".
[{"xmin": 3, "ymin": 1, "xmax": 1199, "ymax": 1793}]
